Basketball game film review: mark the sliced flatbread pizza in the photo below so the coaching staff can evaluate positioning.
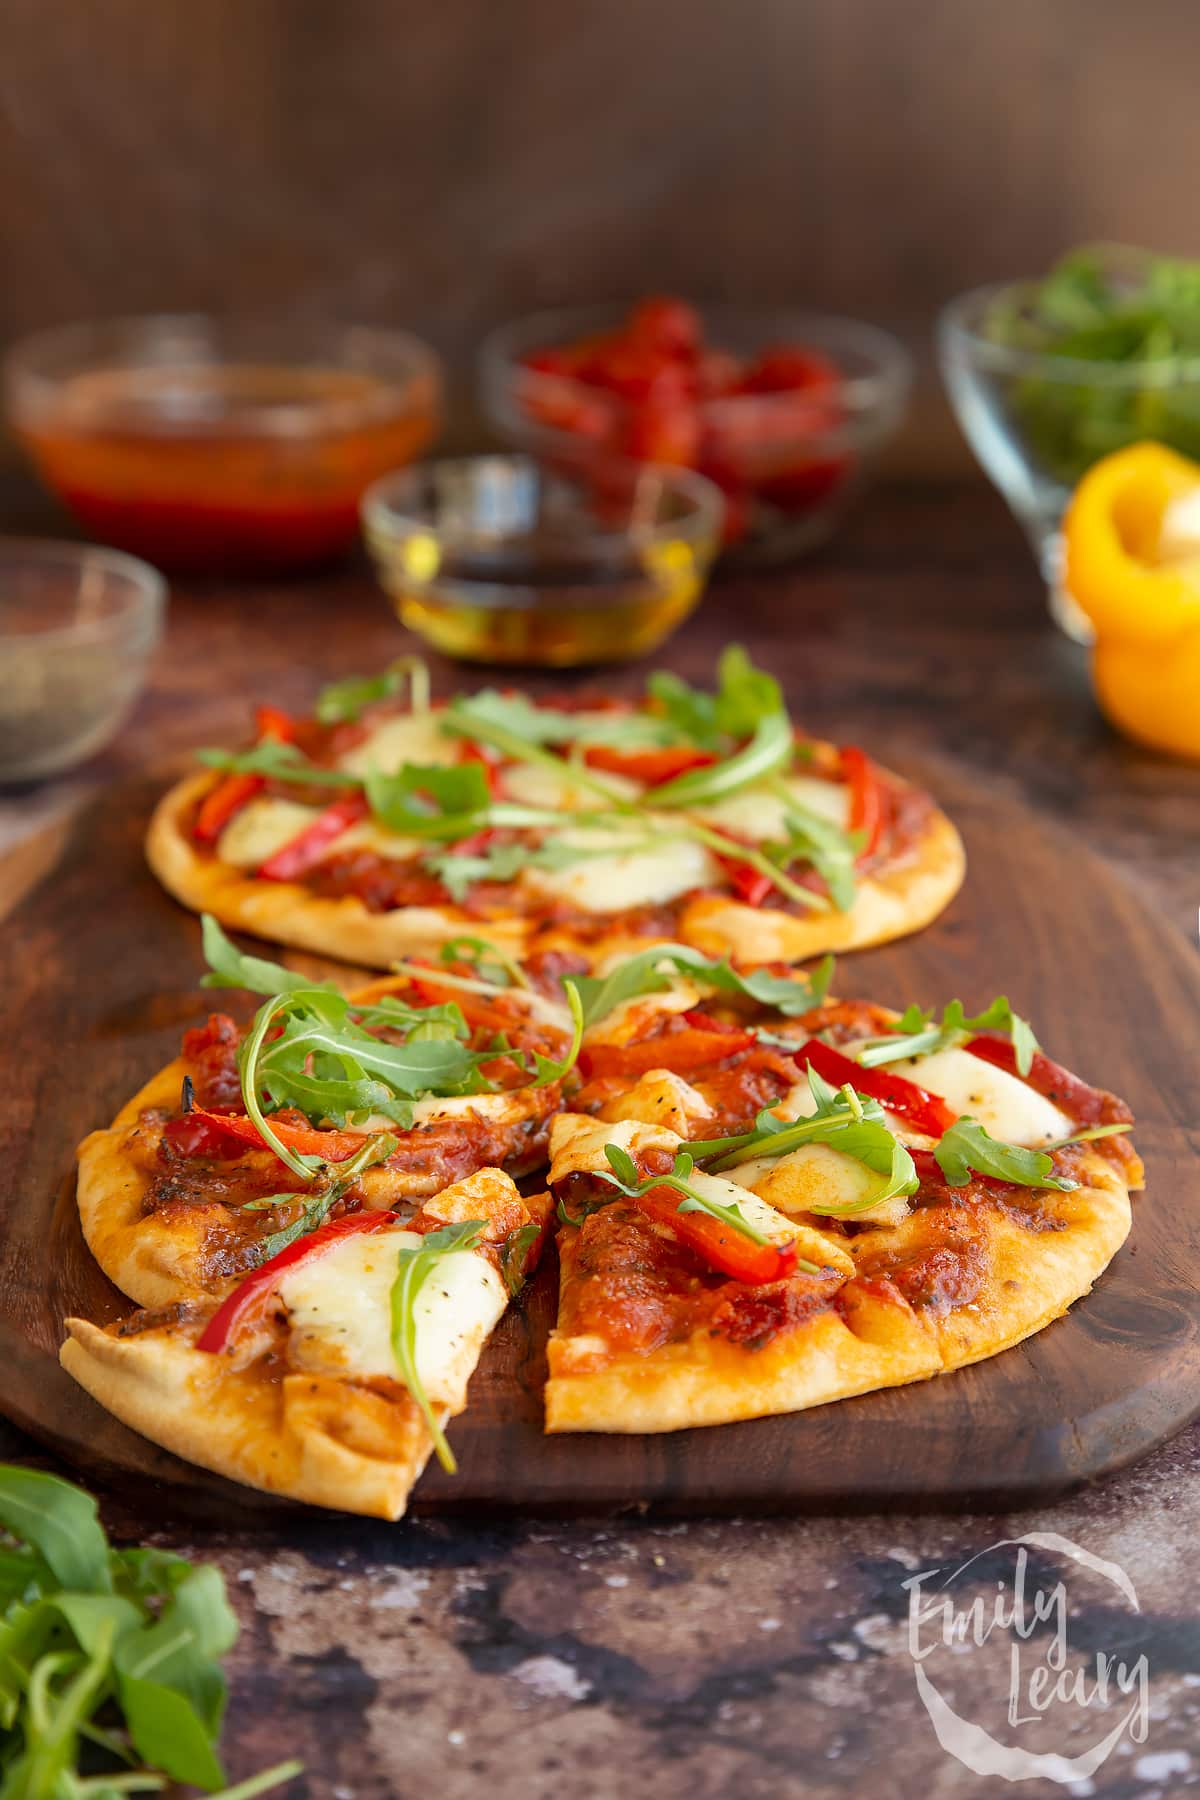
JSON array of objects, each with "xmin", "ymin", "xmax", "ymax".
[
  {"xmin": 146, "ymin": 649, "xmax": 965, "ymax": 972},
  {"xmin": 78, "ymin": 921, "xmax": 577, "ymax": 1308},
  {"xmin": 62, "ymin": 1168, "xmax": 551, "ymax": 1520},
  {"xmin": 543, "ymin": 952, "xmax": 1143, "ymax": 1433}
]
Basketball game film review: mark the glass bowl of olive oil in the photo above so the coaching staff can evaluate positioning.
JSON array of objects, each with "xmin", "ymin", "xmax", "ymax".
[{"xmin": 361, "ymin": 454, "xmax": 722, "ymax": 665}]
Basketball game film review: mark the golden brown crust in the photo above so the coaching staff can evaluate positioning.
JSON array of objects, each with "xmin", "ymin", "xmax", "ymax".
[
  {"xmin": 547, "ymin": 1158, "xmax": 1132, "ymax": 1434},
  {"xmin": 60, "ymin": 1319, "xmax": 437, "ymax": 1520},
  {"xmin": 146, "ymin": 768, "xmax": 966, "ymax": 971}
]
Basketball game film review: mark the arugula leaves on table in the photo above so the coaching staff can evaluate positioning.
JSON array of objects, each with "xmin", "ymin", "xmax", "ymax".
[
  {"xmin": 853, "ymin": 996, "xmax": 1039, "ymax": 1075},
  {"xmin": 572, "ymin": 943, "xmax": 834, "ymax": 1028},
  {"xmin": 389, "ymin": 1221, "xmax": 487, "ymax": 1474},
  {"xmin": 314, "ymin": 656, "xmax": 431, "ymax": 725},
  {"xmin": 0, "ymin": 1464, "xmax": 300, "ymax": 1798}
]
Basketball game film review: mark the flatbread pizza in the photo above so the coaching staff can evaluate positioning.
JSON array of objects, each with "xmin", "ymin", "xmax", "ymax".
[
  {"xmin": 543, "ymin": 949, "xmax": 1143, "ymax": 1433},
  {"xmin": 62, "ymin": 1167, "xmax": 552, "ymax": 1520},
  {"xmin": 77, "ymin": 920, "xmax": 576, "ymax": 1309},
  {"xmin": 146, "ymin": 649, "xmax": 965, "ymax": 972}
]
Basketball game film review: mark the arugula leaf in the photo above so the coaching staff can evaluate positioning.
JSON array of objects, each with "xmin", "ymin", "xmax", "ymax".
[
  {"xmin": 933, "ymin": 1117, "xmax": 1078, "ymax": 1191},
  {"xmin": 646, "ymin": 646, "xmax": 784, "ymax": 748},
  {"xmin": 197, "ymin": 738, "xmax": 354, "ymax": 786},
  {"xmin": 522, "ymin": 981, "xmax": 584, "ymax": 1085},
  {"xmin": 691, "ymin": 1071, "xmax": 920, "ymax": 1214},
  {"xmin": 765, "ymin": 795, "xmax": 861, "ymax": 913},
  {"xmin": 573, "ymin": 943, "xmax": 834, "ymax": 1028},
  {"xmin": 363, "ymin": 761, "xmax": 490, "ymax": 834},
  {"xmin": 254, "ymin": 1135, "xmax": 399, "ymax": 1261},
  {"xmin": 598, "ymin": 1145, "xmax": 771, "ymax": 1246},
  {"xmin": 0, "ymin": 1464, "xmax": 301, "ymax": 1798},
  {"xmin": 200, "ymin": 915, "xmax": 333, "ymax": 999},
  {"xmin": 389, "ymin": 1222, "xmax": 487, "ymax": 1473},
  {"xmin": 855, "ymin": 996, "xmax": 1039, "ymax": 1075},
  {"xmin": 440, "ymin": 698, "xmax": 635, "ymax": 808},
  {"xmin": 649, "ymin": 712, "xmax": 793, "ymax": 808},
  {"xmin": 438, "ymin": 935, "xmax": 531, "ymax": 991},
  {"xmin": 314, "ymin": 656, "xmax": 431, "ymax": 725},
  {"xmin": 439, "ymin": 688, "xmax": 671, "ymax": 749},
  {"xmin": 500, "ymin": 1222, "xmax": 541, "ymax": 1297}
]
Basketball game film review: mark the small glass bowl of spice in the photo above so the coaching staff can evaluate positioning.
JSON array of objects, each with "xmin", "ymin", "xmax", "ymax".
[
  {"xmin": 0, "ymin": 540, "xmax": 164, "ymax": 781},
  {"xmin": 361, "ymin": 453, "xmax": 722, "ymax": 665}
]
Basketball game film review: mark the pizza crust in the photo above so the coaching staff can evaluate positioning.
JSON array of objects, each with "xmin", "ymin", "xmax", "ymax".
[
  {"xmin": 60, "ymin": 1319, "xmax": 438, "ymax": 1520},
  {"xmin": 146, "ymin": 767, "xmax": 965, "ymax": 971}
]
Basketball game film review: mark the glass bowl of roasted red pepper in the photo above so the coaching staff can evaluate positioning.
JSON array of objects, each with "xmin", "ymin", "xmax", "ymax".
[
  {"xmin": 4, "ymin": 315, "xmax": 442, "ymax": 575},
  {"xmin": 479, "ymin": 297, "xmax": 911, "ymax": 558},
  {"xmin": 361, "ymin": 453, "xmax": 722, "ymax": 665}
]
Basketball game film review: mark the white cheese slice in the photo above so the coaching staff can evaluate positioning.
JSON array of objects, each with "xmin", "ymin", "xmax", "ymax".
[
  {"xmin": 692, "ymin": 774, "xmax": 850, "ymax": 843},
  {"xmin": 583, "ymin": 983, "xmax": 702, "ymax": 1047},
  {"xmin": 354, "ymin": 1091, "xmax": 523, "ymax": 1134},
  {"xmin": 216, "ymin": 797, "xmax": 322, "ymax": 869},
  {"xmin": 523, "ymin": 827, "xmax": 717, "ymax": 913},
  {"xmin": 681, "ymin": 1169, "xmax": 797, "ymax": 1245},
  {"xmin": 501, "ymin": 763, "xmax": 641, "ymax": 811},
  {"xmin": 337, "ymin": 711, "xmax": 460, "ymax": 778},
  {"xmin": 885, "ymin": 1046, "xmax": 1071, "ymax": 1146},
  {"xmin": 726, "ymin": 1142, "xmax": 887, "ymax": 1216},
  {"xmin": 280, "ymin": 1226, "xmax": 506, "ymax": 1400},
  {"xmin": 547, "ymin": 1113, "xmax": 680, "ymax": 1183}
]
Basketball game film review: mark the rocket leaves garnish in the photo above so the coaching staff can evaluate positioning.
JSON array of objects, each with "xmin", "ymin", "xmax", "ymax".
[
  {"xmin": 250, "ymin": 1134, "xmax": 400, "ymax": 1261},
  {"xmin": 572, "ymin": 943, "xmax": 834, "ymax": 1028},
  {"xmin": 647, "ymin": 645, "xmax": 784, "ymax": 748},
  {"xmin": 314, "ymin": 655, "xmax": 431, "ymax": 725},
  {"xmin": 932, "ymin": 1118, "xmax": 1078, "ymax": 1192},
  {"xmin": 500, "ymin": 1222, "xmax": 541, "ymax": 1297},
  {"xmin": 389, "ymin": 1221, "xmax": 487, "ymax": 1474},
  {"xmin": 197, "ymin": 916, "xmax": 577, "ymax": 1187},
  {"xmin": 689, "ymin": 1068, "xmax": 920, "ymax": 1214},
  {"xmin": 854, "ymin": 996, "xmax": 1039, "ymax": 1075},
  {"xmin": 0, "ymin": 1463, "xmax": 300, "ymax": 1798},
  {"xmin": 593, "ymin": 1144, "xmax": 824, "ymax": 1271},
  {"xmin": 645, "ymin": 711, "xmax": 794, "ymax": 807}
]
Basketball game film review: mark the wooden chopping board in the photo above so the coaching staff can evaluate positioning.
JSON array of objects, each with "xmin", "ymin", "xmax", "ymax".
[{"xmin": 2, "ymin": 761, "xmax": 1198, "ymax": 1523}]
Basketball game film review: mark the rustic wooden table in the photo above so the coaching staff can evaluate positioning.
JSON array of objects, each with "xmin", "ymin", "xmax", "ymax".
[{"xmin": 2, "ymin": 480, "xmax": 1197, "ymax": 1799}]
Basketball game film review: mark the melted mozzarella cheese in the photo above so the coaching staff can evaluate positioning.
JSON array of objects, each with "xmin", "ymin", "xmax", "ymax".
[
  {"xmin": 501, "ymin": 763, "xmax": 641, "ymax": 810},
  {"xmin": 727, "ymin": 1143, "xmax": 888, "ymax": 1217},
  {"xmin": 524, "ymin": 828, "xmax": 717, "ymax": 913},
  {"xmin": 355, "ymin": 1091, "xmax": 525, "ymax": 1134},
  {"xmin": 682, "ymin": 1170, "xmax": 797, "ymax": 1245},
  {"xmin": 216, "ymin": 797, "xmax": 322, "ymax": 869},
  {"xmin": 887, "ymin": 1047, "xmax": 1071, "ymax": 1146},
  {"xmin": 583, "ymin": 983, "xmax": 702, "ymax": 1047},
  {"xmin": 547, "ymin": 1113, "xmax": 680, "ymax": 1183},
  {"xmin": 281, "ymin": 1227, "xmax": 506, "ymax": 1400},
  {"xmin": 692, "ymin": 775, "xmax": 850, "ymax": 843},
  {"xmin": 337, "ymin": 711, "xmax": 459, "ymax": 778}
]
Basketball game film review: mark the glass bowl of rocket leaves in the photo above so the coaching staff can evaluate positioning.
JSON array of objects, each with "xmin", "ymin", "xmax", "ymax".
[{"xmin": 939, "ymin": 243, "xmax": 1200, "ymax": 638}]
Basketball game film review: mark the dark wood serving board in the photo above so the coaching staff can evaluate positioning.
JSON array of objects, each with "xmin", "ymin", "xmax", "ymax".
[{"xmin": 2, "ymin": 760, "xmax": 1199, "ymax": 1524}]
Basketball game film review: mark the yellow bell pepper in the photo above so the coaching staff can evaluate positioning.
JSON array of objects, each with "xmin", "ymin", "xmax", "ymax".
[{"xmin": 1064, "ymin": 442, "xmax": 1200, "ymax": 760}]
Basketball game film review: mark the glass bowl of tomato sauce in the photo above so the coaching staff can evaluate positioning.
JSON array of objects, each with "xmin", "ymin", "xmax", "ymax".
[
  {"xmin": 479, "ymin": 299, "xmax": 911, "ymax": 560},
  {"xmin": 4, "ymin": 316, "xmax": 442, "ymax": 575}
]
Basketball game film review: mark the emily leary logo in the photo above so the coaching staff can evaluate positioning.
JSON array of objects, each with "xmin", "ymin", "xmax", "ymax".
[{"xmin": 902, "ymin": 1532, "xmax": 1151, "ymax": 1783}]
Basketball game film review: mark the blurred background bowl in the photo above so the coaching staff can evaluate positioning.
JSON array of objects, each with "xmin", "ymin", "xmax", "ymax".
[
  {"xmin": 479, "ymin": 304, "xmax": 911, "ymax": 563},
  {"xmin": 4, "ymin": 316, "xmax": 442, "ymax": 575},
  {"xmin": 362, "ymin": 452, "xmax": 722, "ymax": 666},
  {"xmin": 0, "ymin": 540, "xmax": 165, "ymax": 781},
  {"xmin": 939, "ymin": 262, "xmax": 1200, "ymax": 638}
]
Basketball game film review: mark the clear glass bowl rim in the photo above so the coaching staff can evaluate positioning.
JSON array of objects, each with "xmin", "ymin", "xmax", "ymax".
[
  {"xmin": 479, "ymin": 302, "xmax": 912, "ymax": 451},
  {"xmin": 4, "ymin": 313, "xmax": 443, "ymax": 438},
  {"xmin": 939, "ymin": 280, "xmax": 1200, "ymax": 386},
  {"xmin": 361, "ymin": 453, "xmax": 726, "ymax": 560},
  {"xmin": 0, "ymin": 537, "xmax": 167, "ymax": 648}
]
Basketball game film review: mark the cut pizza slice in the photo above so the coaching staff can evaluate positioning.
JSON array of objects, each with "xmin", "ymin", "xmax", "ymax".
[
  {"xmin": 543, "ymin": 950, "xmax": 1143, "ymax": 1433},
  {"xmin": 146, "ymin": 647, "xmax": 965, "ymax": 972},
  {"xmin": 78, "ymin": 920, "xmax": 578, "ymax": 1308},
  {"xmin": 61, "ymin": 1167, "xmax": 551, "ymax": 1520}
]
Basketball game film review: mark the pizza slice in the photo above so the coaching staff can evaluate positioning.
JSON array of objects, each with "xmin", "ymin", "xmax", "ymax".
[
  {"xmin": 78, "ymin": 919, "xmax": 578, "ymax": 1308},
  {"xmin": 146, "ymin": 648, "xmax": 965, "ymax": 972},
  {"xmin": 62, "ymin": 1167, "xmax": 551, "ymax": 1520},
  {"xmin": 542, "ymin": 949, "xmax": 1142, "ymax": 1432}
]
